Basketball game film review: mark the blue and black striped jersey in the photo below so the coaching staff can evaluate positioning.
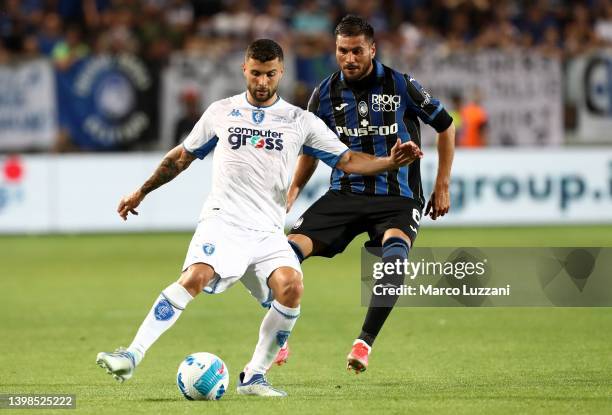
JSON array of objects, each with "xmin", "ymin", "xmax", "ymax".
[{"xmin": 308, "ymin": 60, "xmax": 453, "ymax": 207}]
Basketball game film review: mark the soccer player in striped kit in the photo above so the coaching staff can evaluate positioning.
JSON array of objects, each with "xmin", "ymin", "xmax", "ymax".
[{"xmin": 287, "ymin": 15, "xmax": 456, "ymax": 373}]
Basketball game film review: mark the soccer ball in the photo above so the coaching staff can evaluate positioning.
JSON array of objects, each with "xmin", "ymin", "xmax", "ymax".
[{"xmin": 176, "ymin": 352, "xmax": 229, "ymax": 401}]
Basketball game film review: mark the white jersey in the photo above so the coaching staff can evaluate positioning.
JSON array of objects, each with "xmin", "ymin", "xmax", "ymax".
[{"xmin": 183, "ymin": 93, "xmax": 349, "ymax": 232}]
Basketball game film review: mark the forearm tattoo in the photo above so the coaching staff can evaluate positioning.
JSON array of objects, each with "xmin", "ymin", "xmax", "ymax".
[{"xmin": 140, "ymin": 157, "xmax": 181, "ymax": 195}]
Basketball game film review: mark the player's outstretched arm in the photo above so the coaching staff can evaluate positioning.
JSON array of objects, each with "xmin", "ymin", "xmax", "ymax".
[
  {"xmin": 287, "ymin": 154, "xmax": 319, "ymax": 213},
  {"xmin": 425, "ymin": 123, "xmax": 455, "ymax": 220},
  {"xmin": 117, "ymin": 144, "xmax": 196, "ymax": 221},
  {"xmin": 336, "ymin": 139, "xmax": 423, "ymax": 176}
]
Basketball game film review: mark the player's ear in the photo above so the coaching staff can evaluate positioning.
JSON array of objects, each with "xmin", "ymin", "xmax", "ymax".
[
  {"xmin": 370, "ymin": 42, "xmax": 376, "ymax": 59},
  {"xmin": 242, "ymin": 62, "xmax": 247, "ymax": 77}
]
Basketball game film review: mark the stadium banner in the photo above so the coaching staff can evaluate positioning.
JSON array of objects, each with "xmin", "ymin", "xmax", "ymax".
[
  {"xmin": 55, "ymin": 54, "xmax": 158, "ymax": 150},
  {"xmin": 0, "ymin": 59, "xmax": 57, "ymax": 151},
  {"xmin": 566, "ymin": 51, "xmax": 612, "ymax": 143},
  {"xmin": 360, "ymin": 247, "xmax": 612, "ymax": 307},
  {"xmin": 385, "ymin": 51, "xmax": 563, "ymax": 147},
  {"xmin": 159, "ymin": 53, "xmax": 296, "ymax": 150},
  {"xmin": 0, "ymin": 148, "xmax": 611, "ymax": 233}
]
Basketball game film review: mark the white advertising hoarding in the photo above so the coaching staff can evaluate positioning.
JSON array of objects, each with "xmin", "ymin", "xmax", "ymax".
[
  {"xmin": 387, "ymin": 52, "xmax": 563, "ymax": 147},
  {"xmin": 0, "ymin": 149, "xmax": 611, "ymax": 234}
]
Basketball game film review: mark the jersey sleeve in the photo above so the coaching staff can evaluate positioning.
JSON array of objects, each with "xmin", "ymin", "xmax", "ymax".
[
  {"xmin": 301, "ymin": 112, "xmax": 349, "ymax": 168},
  {"xmin": 306, "ymin": 86, "xmax": 321, "ymax": 115},
  {"xmin": 182, "ymin": 102, "xmax": 220, "ymax": 159},
  {"xmin": 404, "ymin": 74, "xmax": 453, "ymax": 133}
]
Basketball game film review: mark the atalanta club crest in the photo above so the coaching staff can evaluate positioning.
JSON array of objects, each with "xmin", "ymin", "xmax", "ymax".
[
  {"xmin": 252, "ymin": 109, "xmax": 265, "ymax": 124},
  {"xmin": 358, "ymin": 101, "xmax": 369, "ymax": 117}
]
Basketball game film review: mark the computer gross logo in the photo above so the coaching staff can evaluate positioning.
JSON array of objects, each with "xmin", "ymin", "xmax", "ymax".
[
  {"xmin": 0, "ymin": 156, "xmax": 25, "ymax": 213},
  {"xmin": 227, "ymin": 127, "xmax": 284, "ymax": 151}
]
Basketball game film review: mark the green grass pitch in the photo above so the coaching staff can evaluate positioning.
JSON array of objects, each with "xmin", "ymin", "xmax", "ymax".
[{"xmin": 1, "ymin": 226, "xmax": 611, "ymax": 414}]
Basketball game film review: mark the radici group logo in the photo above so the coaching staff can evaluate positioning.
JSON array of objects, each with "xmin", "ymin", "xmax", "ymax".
[{"xmin": 0, "ymin": 156, "xmax": 25, "ymax": 213}]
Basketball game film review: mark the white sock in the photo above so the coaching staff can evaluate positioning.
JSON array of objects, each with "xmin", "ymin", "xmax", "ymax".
[
  {"xmin": 127, "ymin": 282, "xmax": 193, "ymax": 365},
  {"xmin": 244, "ymin": 300, "xmax": 300, "ymax": 381}
]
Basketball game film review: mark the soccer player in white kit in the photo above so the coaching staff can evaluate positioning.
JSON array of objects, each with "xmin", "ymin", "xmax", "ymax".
[{"xmin": 96, "ymin": 39, "xmax": 423, "ymax": 397}]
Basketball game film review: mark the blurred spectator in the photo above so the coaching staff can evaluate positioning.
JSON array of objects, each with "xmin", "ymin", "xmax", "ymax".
[
  {"xmin": 174, "ymin": 89, "xmax": 202, "ymax": 145},
  {"xmin": 449, "ymin": 92, "xmax": 463, "ymax": 140},
  {"xmin": 457, "ymin": 89, "xmax": 488, "ymax": 148},
  {"xmin": 252, "ymin": 0, "xmax": 291, "ymax": 48},
  {"xmin": 52, "ymin": 25, "xmax": 89, "ymax": 70},
  {"xmin": 514, "ymin": 0, "xmax": 558, "ymax": 47},
  {"xmin": 36, "ymin": 13, "xmax": 64, "ymax": 56},
  {"xmin": 594, "ymin": 0, "xmax": 612, "ymax": 44},
  {"xmin": 564, "ymin": 3, "xmax": 598, "ymax": 56},
  {"xmin": 292, "ymin": 1, "xmax": 334, "ymax": 38},
  {"xmin": 211, "ymin": 0, "xmax": 253, "ymax": 40}
]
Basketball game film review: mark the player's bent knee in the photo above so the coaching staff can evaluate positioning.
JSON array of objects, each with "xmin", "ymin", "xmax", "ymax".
[
  {"xmin": 269, "ymin": 268, "xmax": 303, "ymax": 306},
  {"xmin": 178, "ymin": 263, "xmax": 215, "ymax": 297}
]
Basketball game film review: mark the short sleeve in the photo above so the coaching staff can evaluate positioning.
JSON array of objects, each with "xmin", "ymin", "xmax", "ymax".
[
  {"xmin": 301, "ymin": 112, "xmax": 349, "ymax": 168},
  {"xmin": 182, "ymin": 103, "xmax": 219, "ymax": 159},
  {"xmin": 404, "ymin": 74, "xmax": 453, "ymax": 133},
  {"xmin": 307, "ymin": 86, "xmax": 321, "ymax": 115}
]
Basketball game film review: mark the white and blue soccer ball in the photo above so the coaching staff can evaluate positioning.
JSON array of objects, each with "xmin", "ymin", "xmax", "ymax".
[{"xmin": 176, "ymin": 352, "xmax": 229, "ymax": 401}]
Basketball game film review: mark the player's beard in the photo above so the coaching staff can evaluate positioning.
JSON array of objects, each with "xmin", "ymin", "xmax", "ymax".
[
  {"xmin": 249, "ymin": 85, "xmax": 277, "ymax": 103},
  {"xmin": 342, "ymin": 60, "xmax": 373, "ymax": 82}
]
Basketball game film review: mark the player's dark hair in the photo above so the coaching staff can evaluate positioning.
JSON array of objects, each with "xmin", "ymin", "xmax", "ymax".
[
  {"xmin": 245, "ymin": 39, "xmax": 284, "ymax": 62},
  {"xmin": 334, "ymin": 15, "xmax": 375, "ymax": 42}
]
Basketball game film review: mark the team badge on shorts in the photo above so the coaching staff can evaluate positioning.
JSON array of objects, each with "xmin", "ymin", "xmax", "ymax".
[
  {"xmin": 292, "ymin": 217, "xmax": 304, "ymax": 229},
  {"xmin": 203, "ymin": 243, "xmax": 215, "ymax": 256},
  {"xmin": 252, "ymin": 109, "xmax": 265, "ymax": 124}
]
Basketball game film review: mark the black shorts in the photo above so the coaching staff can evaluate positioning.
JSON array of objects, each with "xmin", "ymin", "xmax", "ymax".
[{"xmin": 289, "ymin": 190, "xmax": 423, "ymax": 258}]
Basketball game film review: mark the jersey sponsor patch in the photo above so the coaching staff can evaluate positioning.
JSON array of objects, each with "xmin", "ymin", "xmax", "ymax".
[
  {"xmin": 227, "ymin": 127, "xmax": 284, "ymax": 151},
  {"xmin": 371, "ymin": 94, "xmax": 401, "ymax": 112},
  {"xmin": 335, "ymin": 123, "xmax": 399, "ymax": 137}
]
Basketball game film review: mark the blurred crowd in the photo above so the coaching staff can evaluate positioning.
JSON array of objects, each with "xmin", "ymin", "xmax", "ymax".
[
  {"xmin": 1, "ymin": 0, "xmax": 611, "ymax": 67},
  {"xmin": 1, "ymin": 0, "xmax": 609, "ymax": 151}
]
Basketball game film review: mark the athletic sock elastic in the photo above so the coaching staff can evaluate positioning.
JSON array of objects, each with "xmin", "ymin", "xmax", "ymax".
[
  {"xmin": 127, "ymin": 282, "xmax": 194, "ymax": 365},
  {"xmin": 359, "ymin": 237, "xmax": 409, "ymax": 347}
]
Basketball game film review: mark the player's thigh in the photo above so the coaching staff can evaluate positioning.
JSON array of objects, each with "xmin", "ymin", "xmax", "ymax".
[
  {"xmin": 181, "ymin": 217, "xmax": 251, "ymax": 294},
  {"xmin": 367, "ymin": 197, "xmax": 423, "ymax": 247},
  {"xmin": 241, "ymin": 233, "xmax": 303, "ymax": 306},
  {"xmin": 289, "ymin": 190, "xmax": 365, "ymax": 257}
]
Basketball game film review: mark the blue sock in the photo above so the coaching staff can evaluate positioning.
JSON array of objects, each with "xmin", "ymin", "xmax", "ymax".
[{"xmin": 360, "ymin": 237, "xmax": 410, "ymax": 346}]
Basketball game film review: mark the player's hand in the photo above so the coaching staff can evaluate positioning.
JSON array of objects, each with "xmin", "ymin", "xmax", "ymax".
[
  {"xmin": 117, "ymin": 190, "xmax": 145, "ymax": 221},
  {"xmin": 425, "ymin": 184, "xmax": 450, "ymax": 220},
  {"xmin": 389, "ymin": 139, "xmax": 423, "ymax": 168}
]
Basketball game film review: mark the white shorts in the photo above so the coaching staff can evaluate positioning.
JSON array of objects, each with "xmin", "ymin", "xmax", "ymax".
[{"xmin": 182, "ymin": 216, "xmax": 302, "ymax": 306}]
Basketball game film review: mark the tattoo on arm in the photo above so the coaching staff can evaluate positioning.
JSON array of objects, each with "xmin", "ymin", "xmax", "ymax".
[{"xmin": 140, "ymin": 148, "xmax": 195, "ymax": 195}]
